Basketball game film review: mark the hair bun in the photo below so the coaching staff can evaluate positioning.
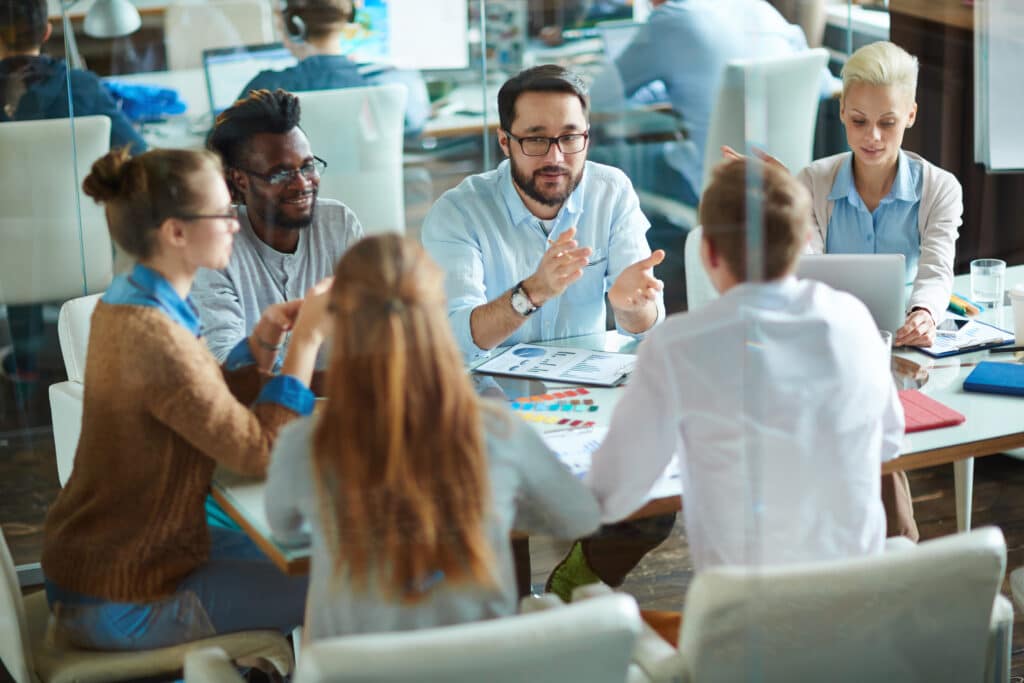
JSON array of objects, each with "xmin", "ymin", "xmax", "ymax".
[{"xmin": 81, "ymin": 147, "xmax": 139, "ymax": 202}]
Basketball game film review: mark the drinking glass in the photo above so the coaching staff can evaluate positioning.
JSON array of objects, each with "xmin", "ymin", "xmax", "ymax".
[{"xmin": 971, "ymin": 258, "xmax": 1006, "ymax": 308}]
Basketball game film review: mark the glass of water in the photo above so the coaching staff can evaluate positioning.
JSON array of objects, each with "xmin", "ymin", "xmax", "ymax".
[{"xmin": 971, "ymin": 258, "xmax": 1006, "ymax": 308}]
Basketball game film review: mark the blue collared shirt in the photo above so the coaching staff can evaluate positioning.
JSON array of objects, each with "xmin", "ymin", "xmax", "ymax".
[
  {"xmin": 421, "ymin": 159, "xmax": 662, "ymax": 360},
  {"xmin": 103, "ymin": 264, "xmax": 313, "ymax": 416},
  {"xmin": 825, "ymin": 151, "xmax": 923, "ymax": 285}
]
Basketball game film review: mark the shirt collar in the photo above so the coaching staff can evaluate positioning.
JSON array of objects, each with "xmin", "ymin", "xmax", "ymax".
[
  {"xmin": 127, "ymin": 263, "xmax": 202, "ymax": 336},
  {"xmin": 725, "ymin": 275, "xmax": 801, "ymax": 308},
  {"xmin": 828, "ymin": 150, "xmax": 919, "ymax": 204},
  {"xmin": 497, "ymin": 159, "xmax": 586, "ymax": 234}
]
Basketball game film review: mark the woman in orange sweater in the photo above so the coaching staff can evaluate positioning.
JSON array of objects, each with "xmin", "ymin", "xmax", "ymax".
[{"xmin": 41, "ymin": 147, "xmax": 329, "ymax": 650}]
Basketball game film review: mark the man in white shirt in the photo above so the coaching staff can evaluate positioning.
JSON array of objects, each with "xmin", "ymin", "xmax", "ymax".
[{"xmin": 588, "ymin": 158, "xmax": 904, "ymax": 570}]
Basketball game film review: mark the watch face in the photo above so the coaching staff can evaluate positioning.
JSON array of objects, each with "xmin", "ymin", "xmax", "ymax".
[{"xmin": 511, "ymin": 288, "xmax": 535, "ymax": 316}]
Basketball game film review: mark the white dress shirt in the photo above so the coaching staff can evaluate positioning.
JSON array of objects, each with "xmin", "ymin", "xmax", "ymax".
[{"xmin": 587, "ymin": 276, "xmax": 904, "ymax": 571}]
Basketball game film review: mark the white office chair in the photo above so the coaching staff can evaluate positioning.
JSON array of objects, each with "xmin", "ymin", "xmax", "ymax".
[
  {"xmin": 683, "ymin": 226, "xmax": 719, "ymax": 312},
  {"xmin": 0, "ymin": 116, "xmax": 113, "ymax": 307},
  {"xmin": 296, "ymin": 85, "xmax": 408, "ymax": 236},
  {"xmin": 618, "ymin": 527, "xmax": 1012, "ymax": 683},
  {"xmin": 0, "ymin": 526, "xmax": 294, "ymax": 683},
  {"xmin": 48, "ymin": 294, "xmax": 102, "ymax": 486},
  {"xmin": 184, "ymin": 593, "xmax": 645, "ymax": 683},
  {"xmin": 164, "ymin": 0, "xmax": 276, "ymax": 71},
  {"xmin": 701, "ymin": 48, "xmax": 828, "ymax": 194}
]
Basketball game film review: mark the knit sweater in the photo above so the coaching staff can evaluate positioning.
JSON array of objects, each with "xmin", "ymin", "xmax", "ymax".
[{"xmin": 42, "ymin": 302, "xmax": 301, "ymax": 602}]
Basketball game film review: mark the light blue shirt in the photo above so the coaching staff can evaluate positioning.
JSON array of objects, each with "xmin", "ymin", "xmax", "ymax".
[
  {"xmin": 825, "ymin": 150, "xmax": 923, "ymax": 285},
  {"xmin": 421, "ymin": 159, "xmax": 661, "ymax": 360},
  {"xmin": 103, "ymin": 264, "xmax": 313, "ymax": 416}
]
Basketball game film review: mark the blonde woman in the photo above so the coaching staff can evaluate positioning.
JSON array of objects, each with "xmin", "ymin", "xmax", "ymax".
[
  {"xmin": 264, "ymin": 235, "xmax": 599, "ymax": 639},
  {"xmin": 727, "ymin": 41, "xmax": 962, "ymax": 348}
]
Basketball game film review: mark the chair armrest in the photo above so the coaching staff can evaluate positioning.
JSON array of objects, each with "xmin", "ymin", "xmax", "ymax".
[
  {"xmin": 884, "ymin": 536, "xmax": 916, "ymax": 552},
  {"xmin": 985, "ymin": 594, "xmax": 1013, "ymax": 683},
  {"xmin": 518, "ymin": 593, "xmax": 566, "ymax": 614},
  {"xmin": 184, "ymin": 647, "xmax": 246, "ymax": 683}
]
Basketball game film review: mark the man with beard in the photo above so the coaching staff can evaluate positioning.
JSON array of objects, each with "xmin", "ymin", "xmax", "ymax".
[
  {"xmin": 194, "ymin": 88, "xmax": 363, "ymax": 365},
  {"xmin": 422, "ymin": 65, "xmax": 672, "ymax": 603},
  {"xmin": 422, "ymin": 65, "xmax": 664, "ymax": 361}
]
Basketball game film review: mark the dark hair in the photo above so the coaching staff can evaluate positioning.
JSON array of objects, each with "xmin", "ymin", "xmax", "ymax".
[
  {"xmin": 82, "ymin": 147, "xmax": 222, "ymax": 260},
  {"xmin": 283, "ymin": 0, "xmax": 354, "ymax": 41},
  {"xmin": 0, "ymin": 0, "xmax": 48, "ymax": 52},
  {"xmin": 207, "ymin": 89, "xmax": 302, "ymax": 169},
  {"xmin": 497, "ymin": 64, "xmax": 589, "ymax": 132},
  {"xmin": 698, "ymin": 158, "xmax": 812, "ymax": 282}
]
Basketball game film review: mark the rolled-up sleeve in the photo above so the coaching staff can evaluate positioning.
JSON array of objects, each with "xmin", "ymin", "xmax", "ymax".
[{"xmin": 421, "ymin": 196, "xmax": 491, "ymax": 358}]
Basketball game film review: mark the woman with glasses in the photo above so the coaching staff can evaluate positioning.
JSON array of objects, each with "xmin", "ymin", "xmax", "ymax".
[
  {"xmin": 264, "ymin": 235, "xmax": 600, "ymax": 639},
  {"xmin": 41, "ymin": 147, "xmax": 329, "ymax": 650}
]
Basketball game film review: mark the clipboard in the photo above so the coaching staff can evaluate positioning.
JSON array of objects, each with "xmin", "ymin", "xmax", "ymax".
[{"xmin": 912, "ymin": 319, "xmax": 1014, "ymax": 358}]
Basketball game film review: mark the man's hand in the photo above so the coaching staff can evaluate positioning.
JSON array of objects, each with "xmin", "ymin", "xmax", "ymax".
[
  {"xmin": 523, "ymin": 226, "xmax": 593, "ymax": 306},
  {"xmin": 609, "ymin": 250, "xmax": 665, "ymax": 312},
  {"xmin": 720, "ymin": 145, "xmax": 789, "ymax": 173},
  {"xmin": 895, "ymin": 308, "xmax": 936, "ymax": 348},
  {"xmin": 250, "ymin": 299, "xmax": 303, "ymax": 371}
]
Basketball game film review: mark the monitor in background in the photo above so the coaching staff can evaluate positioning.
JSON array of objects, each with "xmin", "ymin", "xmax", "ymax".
[
  {"xmin": 202, "ymin": 43, "xmax": 297, "ymax": 116},
  {"xmin": 345, "ymin": 0, "xmax": 469, "ymax": 71},
  {"xmin": 598, "ymin": 21, "xmax": 640, "ymax": 62},
  {"xmin": 796, "ymin": 253, "xmax": 906, "ymax": 333}
]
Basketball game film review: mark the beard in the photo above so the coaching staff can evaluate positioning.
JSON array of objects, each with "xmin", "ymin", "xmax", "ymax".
[
  {"xmin": 252, "ymin": 188, "xmax": 318, "ymax": 231},
  {"xmin": 510, "ymin": 157, "xmax": 584, "ymax": 208}
]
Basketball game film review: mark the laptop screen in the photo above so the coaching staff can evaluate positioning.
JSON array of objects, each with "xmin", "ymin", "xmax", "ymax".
[{"xmin": 202, "ymin": 43, "xmax": 298, "ymax": 116}]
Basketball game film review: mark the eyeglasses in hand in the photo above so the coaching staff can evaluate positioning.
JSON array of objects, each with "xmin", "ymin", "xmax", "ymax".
[
  {"xmin": 505, "ymin": 131, "xmax": 589, "ymax": 157},
  {"xmin": 236, "ymin": 156, "xmax": 328, "ymax": 186}
]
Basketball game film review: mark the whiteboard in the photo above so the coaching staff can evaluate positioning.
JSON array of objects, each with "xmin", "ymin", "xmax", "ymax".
[{"xmin": 974, "ymin": 0, "xmax": 1024, "ymax": 171}]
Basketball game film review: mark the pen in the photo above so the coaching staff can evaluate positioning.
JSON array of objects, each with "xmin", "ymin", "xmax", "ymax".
[
  {"xmin": 956, "ymin": 338, "xmax": 1005, "ymax": 353},
  {"xmin": 990, "ymin": 345, "xmax": 1024, "ymax": 354}
]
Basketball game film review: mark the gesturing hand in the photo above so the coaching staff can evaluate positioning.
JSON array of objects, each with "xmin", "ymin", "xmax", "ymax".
[
  {"xmin": 609, "ymin": 250, "xmax": 665, "ymax": 312},
  {"xmin": 290, "ymin": 277, "xmax": 335, "ymax": 346},
  {"xmin": 895, "ymin": 308, "xmax": 936, "ymax": 348},
  {"xmin": 720, "ymin": 145, "xmax": 789, "ymax": 173},
  {"xmin": 523, "ymin": 226, "xmax": 593, "ymax": 306}
]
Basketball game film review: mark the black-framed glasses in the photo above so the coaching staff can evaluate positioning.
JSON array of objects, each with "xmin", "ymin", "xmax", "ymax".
[
  {"xmin": 505, "ymin": 130, "xmax": 589, "ymax": 157},
  {"xmin": 176, "ymin": 205, "xmax": 240, "ymax": 221},
  {"xmin": 236, "ymin": 156, "xmax": 327, "ymax": 186}
]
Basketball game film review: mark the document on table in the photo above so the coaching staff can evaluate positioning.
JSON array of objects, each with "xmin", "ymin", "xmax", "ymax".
[
  {"xmin": 473, "ymin": 343, "xmax": 635, "ymax": 387},
  {"xmin": 543, "ymin": 427, "xmax": 681, "ymax": 501},
  {"xmin": 916, "ymin": 318, "xmax": 1014, "ymax": 358}
]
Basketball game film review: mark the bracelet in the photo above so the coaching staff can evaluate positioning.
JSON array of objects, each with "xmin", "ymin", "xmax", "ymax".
[{"xmin": 254, "ymin": 336, "xmax": 282, "ymax": 352}]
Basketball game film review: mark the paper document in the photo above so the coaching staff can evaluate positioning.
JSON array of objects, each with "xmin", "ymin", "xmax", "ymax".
[
  {"xmin": 917, "ymin": 318, "xmax": 1013, "ymax": 358},
  {"xmin": 543, "ymin": 427, "xmax": 681, "ymax": 502},
  {"xmin": 474, "ymin": 343, "xmax": 635, "ymax": 387}
]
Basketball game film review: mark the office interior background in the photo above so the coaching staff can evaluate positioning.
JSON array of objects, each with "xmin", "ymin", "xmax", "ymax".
[{"xmin": 4, "ymin": 0, "xmax": 1024, "ymax": 679}]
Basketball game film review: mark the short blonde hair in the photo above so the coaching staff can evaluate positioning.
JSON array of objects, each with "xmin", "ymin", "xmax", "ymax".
[{"xmin": 841, "ymin": 41, "xmax": 919, "ymax": 101}]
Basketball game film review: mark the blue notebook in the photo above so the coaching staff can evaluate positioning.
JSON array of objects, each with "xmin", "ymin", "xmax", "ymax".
[{"xmin": 963, "ymin": 362, "xmax": 1024, "ymax": 397}]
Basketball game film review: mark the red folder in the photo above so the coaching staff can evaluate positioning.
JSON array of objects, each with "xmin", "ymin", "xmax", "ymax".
[{"xmin": 899, "ymin": 389, "xmax": 966, "ymax": 433}]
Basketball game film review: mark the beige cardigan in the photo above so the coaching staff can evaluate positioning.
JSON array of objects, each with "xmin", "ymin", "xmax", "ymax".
[{"xmin": 797, "ymin": 151, "xmax": 963, "ymax": 320}]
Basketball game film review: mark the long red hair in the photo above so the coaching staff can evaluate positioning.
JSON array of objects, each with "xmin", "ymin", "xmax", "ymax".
[{"xmin": 313, "ymin": 235, "xmax": 496, "ymax": 602}]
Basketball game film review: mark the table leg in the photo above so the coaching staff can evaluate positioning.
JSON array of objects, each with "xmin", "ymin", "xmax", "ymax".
[
  {"xmin": 512, "ymin": 537, "xmax": 532, "ymax": 598},
  {"xmin": 954, "ymin": 457, "xmax": 974, "ymax": 532}
]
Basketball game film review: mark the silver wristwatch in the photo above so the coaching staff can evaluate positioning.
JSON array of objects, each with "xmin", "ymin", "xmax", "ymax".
[{"xmin": 510, "ymin": 281, "xmax": 539, "ymax": 317}]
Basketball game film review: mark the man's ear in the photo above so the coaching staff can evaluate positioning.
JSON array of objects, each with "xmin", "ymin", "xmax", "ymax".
[
  {"xmin": 497, "ymin": 130, "xmax": 511, "ymax": 158},
  {"xmin": 227, "ymin": 168, "xmax": 249, "ymax": 199}
]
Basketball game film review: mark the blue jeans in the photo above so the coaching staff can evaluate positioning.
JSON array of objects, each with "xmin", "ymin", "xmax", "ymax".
[{"xmin": 45, "ymin": 528, "xmax": 308, "ymax": 651}]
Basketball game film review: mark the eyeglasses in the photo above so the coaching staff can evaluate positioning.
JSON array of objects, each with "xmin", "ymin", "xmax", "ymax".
[
  {"xmin": 505, "ymin": 130, "xmax": 589, "ymax": 157},
  {"xmin": 236, "ymin": 156, "xmax": 327, "ymax": 186},
  {"xmin": 176, "ymin": 205, "xmax": 240, "ymax": 221}
]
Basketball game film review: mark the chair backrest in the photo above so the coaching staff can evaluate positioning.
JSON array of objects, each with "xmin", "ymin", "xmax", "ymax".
[
  {"xmin": 0, "ymin": 116, "xmax": 113, "ymax": 306},
  {"xmin": 295, "ymin": 593, "xmax": 642, "ymax": 683},
  {"xmin": 164, "ymin": 0, "xmax": 276, "ymax": 71},
  {"xmin": 0, "ymin": 532, "xmax": 35, "ymax": 683},
  {"xmin": 296, "ymin": 85, "xmax": 407, "ymax": 236},
  {"xmin": 678, "ymin": 526, "xmax": 1007, "ymax": 683},
  {"xmin": 57, "ymin": 293, "xmax": 103, "ymax": 384},
  {"xmin": 701, "ymin": 48, "xmax": 828, "ymax": 192},
  {"xmin": 684, "ymin": 226, "xmax": 718, "ymax": 312}
]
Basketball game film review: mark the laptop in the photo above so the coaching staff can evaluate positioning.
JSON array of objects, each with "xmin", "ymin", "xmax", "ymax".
[
  {"xmin": 202, "ymin": 43, "xmax": 298, "ymax": 116},
  {"xmin": 796, "ymin": 253, "xmax": 906, "ymax": 333}
]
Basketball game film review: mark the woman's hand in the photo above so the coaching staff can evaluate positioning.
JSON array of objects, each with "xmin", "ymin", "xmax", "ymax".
[
  {"xmin": 895, "ymin": 308, "xmax": 937, "ymax": 348},
  {"xmin": 249, "ymin": 299, "xmax": 303, "ymax": 371}
]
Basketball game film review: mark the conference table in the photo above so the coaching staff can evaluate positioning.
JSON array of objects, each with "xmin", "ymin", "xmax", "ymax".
[{"xmin": 213, "ymin": 265, "xmax": 1024, "ymax": 577}]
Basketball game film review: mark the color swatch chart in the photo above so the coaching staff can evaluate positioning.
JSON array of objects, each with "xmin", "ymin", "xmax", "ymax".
[{"xmin": 509, "ymin": 387, "xmax": 598, "ymax": 428}]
